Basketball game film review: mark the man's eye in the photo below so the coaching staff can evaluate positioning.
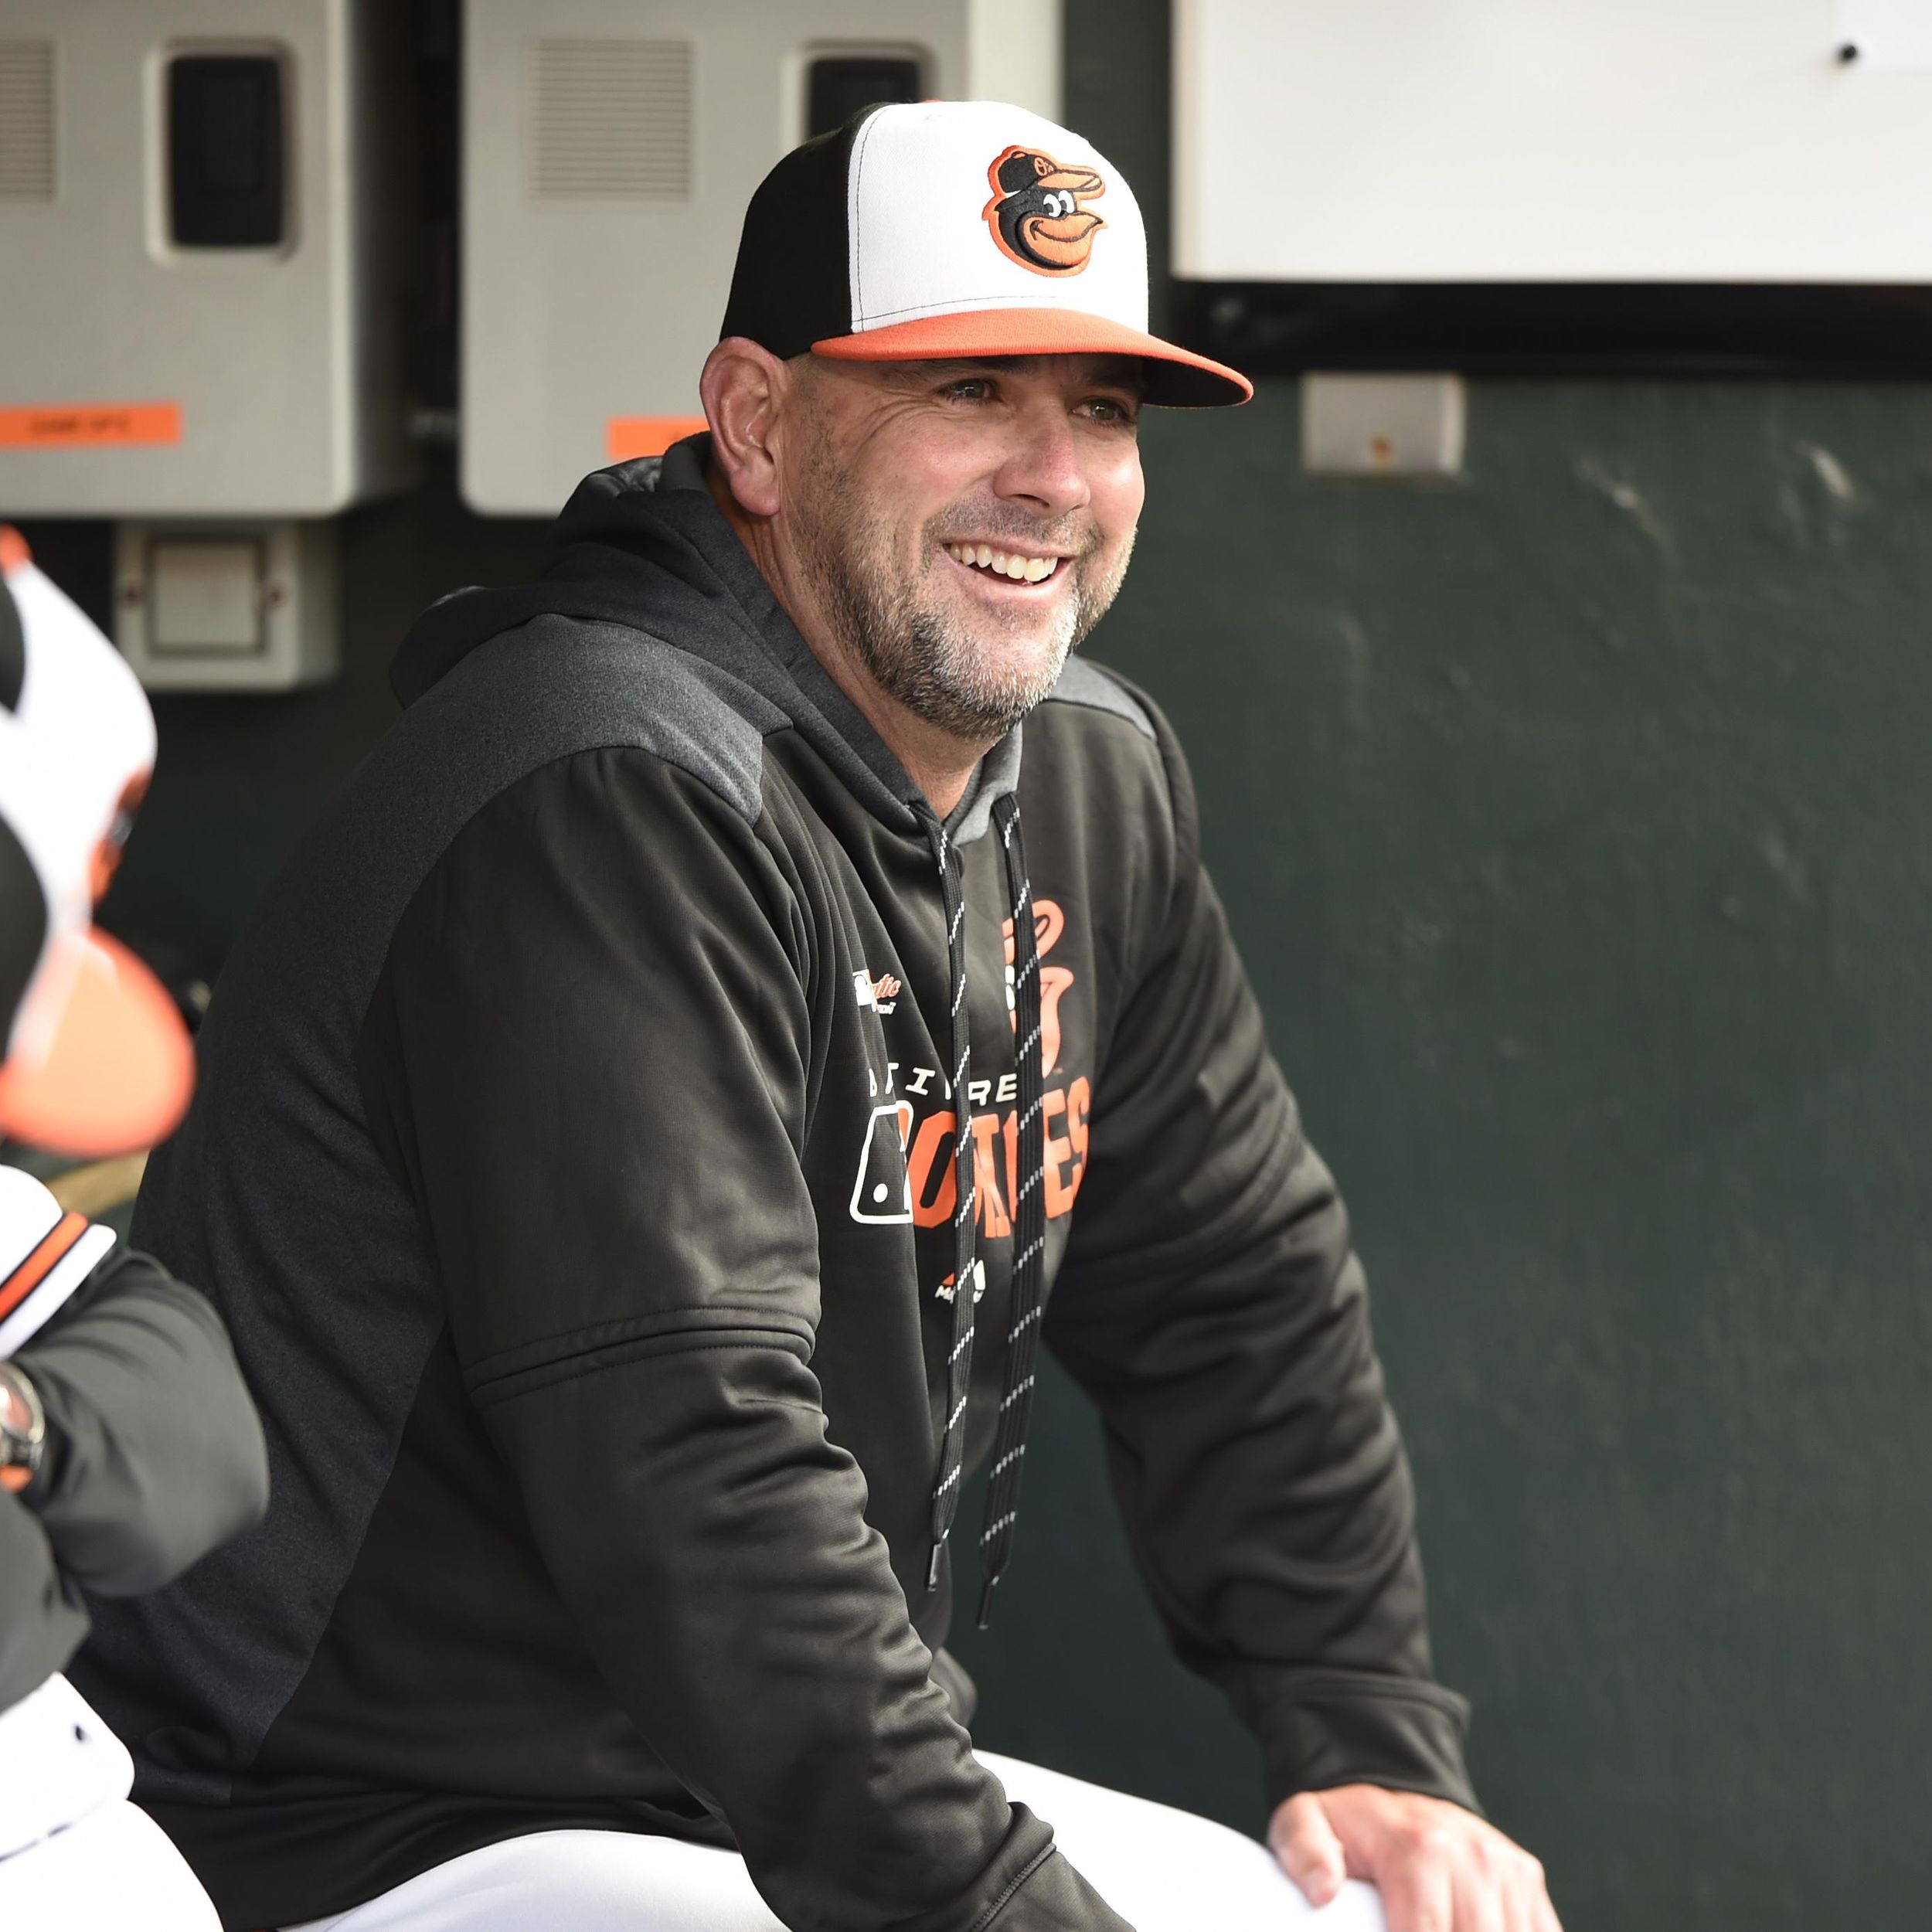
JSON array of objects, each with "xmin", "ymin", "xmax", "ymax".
[
  {"xmin": 1083, "ymin": 397, "xmax": 1133, "ymax": 424},
  {"xmin": 947, "ymin": 379, "xmax": 994, "ymax": 403}
]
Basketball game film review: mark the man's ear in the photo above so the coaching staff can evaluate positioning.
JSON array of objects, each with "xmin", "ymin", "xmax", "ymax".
[{"xmin": 702, "ymin": 338, "xmax": 791, "ymax": 519}]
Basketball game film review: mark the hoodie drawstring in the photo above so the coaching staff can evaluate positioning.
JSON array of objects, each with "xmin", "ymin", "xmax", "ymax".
[
  {"xmin": 916, "ymin": 794, "xmax": 1049, "ymax": 1628},
  {"xmin": 977, "ymin": 793, "xmax": 1046, "ymax": 1627},
  {"xmin": 919, "ymin": 805, "xmax": 978, "ymax": 1591}
]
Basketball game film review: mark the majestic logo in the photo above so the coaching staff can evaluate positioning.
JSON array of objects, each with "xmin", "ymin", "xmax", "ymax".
[
  {"xmin": 853, "ymin": 968, "xmax": 902, "ymax": 1016},
  {"xmin": 983, "ymin": 146, "xmax": 1106, "ymax": 276}
]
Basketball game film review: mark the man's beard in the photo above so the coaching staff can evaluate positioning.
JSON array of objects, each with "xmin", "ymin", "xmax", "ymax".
[{"xmin": 793, "ymin": 464, "xmax": 1133, "ymax": 743}]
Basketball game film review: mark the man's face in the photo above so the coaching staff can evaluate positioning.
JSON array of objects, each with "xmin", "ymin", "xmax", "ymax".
[{"xmin": 780, "ymin": 354, "xmax": 1145, "ymax": 743}]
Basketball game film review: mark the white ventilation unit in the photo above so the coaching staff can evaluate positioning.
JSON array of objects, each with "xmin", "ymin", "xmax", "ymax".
[
  {"xmin": 529, "ymin": 39, "xmax": 694, "ymax": 200},
  {"xmin": 0, "ymin": 0, "xmax": 415, "ymax": 521},
  {"xmin": 461, "ymin": 0, "xmax": 1064, "ymax": 516}
]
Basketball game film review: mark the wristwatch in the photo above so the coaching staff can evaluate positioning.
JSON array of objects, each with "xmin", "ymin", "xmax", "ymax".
[{"xmin": 0, "ymin": 1362, "xmax": 46, "ymax": 1494}]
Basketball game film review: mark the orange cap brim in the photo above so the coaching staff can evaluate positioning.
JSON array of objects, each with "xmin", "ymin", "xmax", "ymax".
[
  {"xmin": 0, "ymin": 929, "xmax": 193, "ymax": 1158},
  {"xmin": 811, "ymin": 308, "xmax": 1252, "ymax": 407}
]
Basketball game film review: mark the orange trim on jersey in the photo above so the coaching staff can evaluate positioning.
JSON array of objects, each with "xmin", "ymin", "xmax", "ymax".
[
  {"xmin": 0, "ymin": 1212, "xmax": 88, "ymax": 1322},
  {"xmin": 811, "ymin": 310, "xmax": 1251, "ymax": 404},
  {"xmin": 0, "ymin": 526, "xmax": 30, "ymax": 576},
  {"xmin": 0, "ymin": 402, "xmax": 182, "ymax": 448}
]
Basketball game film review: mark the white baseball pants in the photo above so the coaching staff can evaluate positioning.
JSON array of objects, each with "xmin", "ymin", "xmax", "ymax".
[
  {"xmin": 286, "ymin": 1751, "xmax": 1386, "ymax": 1932},
  {"xmin": 0, "ymin": 1674, "xmax": 219, "ymax": 1930}
]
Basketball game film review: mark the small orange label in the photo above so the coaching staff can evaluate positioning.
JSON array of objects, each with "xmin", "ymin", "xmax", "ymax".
[
  {"xmin": 606, "ymin": 414, "xmax": 706, "ymax": 461},
  {"xmin": 0, "ymin": 403, "xmax": 182, "ymax": 449}
]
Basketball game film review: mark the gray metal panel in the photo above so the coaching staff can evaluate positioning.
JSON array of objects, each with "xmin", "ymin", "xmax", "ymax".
[
  {"xmin": 0, "ymin": 0, "xmax": 415, "ymax": 517},
  {"xmin": 460, "ymin": 0, "xmax": 1061, "ymax": 518}
]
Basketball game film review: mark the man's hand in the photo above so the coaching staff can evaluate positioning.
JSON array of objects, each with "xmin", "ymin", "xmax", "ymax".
[{"xmin": 1269, "ymin": 1784, "xmax": 1558, "ymax": 1932}]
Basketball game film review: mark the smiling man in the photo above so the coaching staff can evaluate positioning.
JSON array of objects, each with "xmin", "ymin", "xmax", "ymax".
[{"xmin": 75, "ymin": 103, "xmax": 1556, "ymax": 1932}]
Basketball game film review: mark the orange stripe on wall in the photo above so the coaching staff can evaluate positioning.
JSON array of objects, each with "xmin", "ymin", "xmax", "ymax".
[
  {"xmin": 0, "ymin": 403, "xmax": 182, "ymax": 448},
  {"xmin": 606, "ymin": 415, "xmax": 707, "ymax": 461}
]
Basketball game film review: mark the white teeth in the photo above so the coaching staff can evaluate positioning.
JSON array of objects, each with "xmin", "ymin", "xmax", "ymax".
[{"xmin": 944, "ymin": 542, "xmax": 1058, "ymax": 583}]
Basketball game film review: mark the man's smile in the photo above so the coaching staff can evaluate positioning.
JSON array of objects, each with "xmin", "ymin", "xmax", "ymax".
[{"xmin": 940, "ymin": 541, "xmax": 1069, "ymax": 587}]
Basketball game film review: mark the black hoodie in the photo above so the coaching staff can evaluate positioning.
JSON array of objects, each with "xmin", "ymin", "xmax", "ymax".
[{"xmin": 73, "ymin": 441, "xmax": 1474, "ymax": 1932}]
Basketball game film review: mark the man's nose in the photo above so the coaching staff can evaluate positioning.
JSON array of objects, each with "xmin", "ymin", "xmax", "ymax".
[{"xmin": 991, "ymin": 405, "xmax": 1092, "ymax": 521}]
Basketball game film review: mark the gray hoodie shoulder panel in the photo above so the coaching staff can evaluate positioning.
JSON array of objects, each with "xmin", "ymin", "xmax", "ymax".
[
  {"xmin": 480, "ymin": 617, "xmax": 787, "ymax": 824},
  {"xmin": 1043, "ymin": 656, "xmax": 1157, "ymax": 740},
  {"xmin": 403, "ymin": 613, "xmax": 786, "ymax": 829}
]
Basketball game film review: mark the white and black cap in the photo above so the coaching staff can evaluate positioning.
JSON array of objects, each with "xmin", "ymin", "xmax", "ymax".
[{"xmin": 720, "ymin": 100, "xmax": 1251, "ymax": 407}]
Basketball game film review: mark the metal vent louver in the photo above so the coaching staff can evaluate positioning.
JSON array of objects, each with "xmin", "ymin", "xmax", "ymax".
[
  {"xmin": 530, "ymin": 39, "xmax": 692, "ymax": 200},
  {"xmin": 0, "ymin": 42, "xmax": 55, "ymax": 200}
]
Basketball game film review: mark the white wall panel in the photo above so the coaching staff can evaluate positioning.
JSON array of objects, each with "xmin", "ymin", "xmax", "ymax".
[{"xmin": 1175, "ymin": 0, "xmax": 1932, "ymax": 284}]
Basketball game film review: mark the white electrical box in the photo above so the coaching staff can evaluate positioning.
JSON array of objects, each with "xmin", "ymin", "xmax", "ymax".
[
  {"xmin": 115, "ymin": 520, "xmax": 340, "ymax": 690},
  {"xmin": 1301, "ymin": 375, "xmax": 1466, "ymax": 479},
  {"xmin": 461, "ymin": 0, "xmax": 1063, "ymax": 517},
  {"xmin": 0, "ymin": 0, "xmax": 415, "ymax": 519}
]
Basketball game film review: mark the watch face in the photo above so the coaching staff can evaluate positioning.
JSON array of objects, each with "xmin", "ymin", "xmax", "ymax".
[{"xmin": 0, "ymin": 1366, "xmax": 43, "ymax": 1487}]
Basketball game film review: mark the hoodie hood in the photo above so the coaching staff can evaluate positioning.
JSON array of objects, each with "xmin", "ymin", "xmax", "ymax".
[{"xmin": 392, "ymin": 437, "xmax": 1022, "ymax": 845}]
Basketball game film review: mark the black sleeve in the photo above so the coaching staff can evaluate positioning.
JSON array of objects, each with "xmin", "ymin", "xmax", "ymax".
[
  {"xmin": 1044, "ymin": 706, "xmax": 1478, "ymax": 1818},
  {"xmin": 362, "ymin": 748, "xmax": 1129, "ymax": 1932},
  {"xmin": 17, "ymin": 1247, "xmax": 270, "ymax": 1599},
  {"xmin": 0, "ymin": 1488, "xmax": 90, "ymax": 1711}
]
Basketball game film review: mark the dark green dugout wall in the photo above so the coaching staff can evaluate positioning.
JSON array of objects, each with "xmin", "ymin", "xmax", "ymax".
[{"xmin": 24, "ymin": 3, "xmax": 1932, "ymax": 1926}]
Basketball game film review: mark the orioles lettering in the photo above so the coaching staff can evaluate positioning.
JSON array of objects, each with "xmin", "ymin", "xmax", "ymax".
[{"xmin": 904, "ymin": 1077, "xmax": 1091, "ymax": 1233}]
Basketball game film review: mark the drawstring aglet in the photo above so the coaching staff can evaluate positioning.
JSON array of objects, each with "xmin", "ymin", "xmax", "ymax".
[
  {"xmin": 977, "ymin": 1573, "xmax": 999, "ymax": 1630},
  {"xmin": 927, "ymin": 1543, "xmax": 944, "ymax": 1592}
]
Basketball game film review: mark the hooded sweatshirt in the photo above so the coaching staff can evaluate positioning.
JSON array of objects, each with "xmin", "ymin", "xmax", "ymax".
[{"xmin": 73, "ymin": 440, "xmax": 1475, "ymax": 1932}]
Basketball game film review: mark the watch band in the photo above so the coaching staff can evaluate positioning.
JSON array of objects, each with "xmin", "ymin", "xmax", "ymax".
[{"xmin": 0, "ymin": 1360, "xmax": 46, "ymax": 1492}]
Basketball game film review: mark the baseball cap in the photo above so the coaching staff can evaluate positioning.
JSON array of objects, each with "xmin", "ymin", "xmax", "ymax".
[
  {"xmin": 720, "ymin": 100, "xmax": 1252, "ymax": 407},
  {"xmin": 0, "ymin": 527, "xmax": 194, "ymax": 1158}
]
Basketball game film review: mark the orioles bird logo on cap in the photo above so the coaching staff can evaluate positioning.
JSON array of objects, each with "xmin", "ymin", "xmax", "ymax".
[{"xmin": 983, "ymin": 145, "xmax": 1106, "ymax": 275}]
